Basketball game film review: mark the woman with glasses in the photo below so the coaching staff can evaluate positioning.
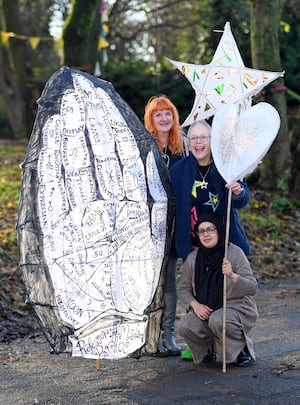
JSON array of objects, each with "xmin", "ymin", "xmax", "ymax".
[
  {"xmin": 177, "ymin": 212, "xmax": 258, "ymax": 367},
  {"xmin": 170, "ymin": 119, "xmax": 250, "ymax": 263},
  {"xmin": 144, "ymin": 95, "xmax": 187, "ymax": 357},
  {"xmin": 170, "ymin": 119, "xmax": 251, "ymax": 361}
]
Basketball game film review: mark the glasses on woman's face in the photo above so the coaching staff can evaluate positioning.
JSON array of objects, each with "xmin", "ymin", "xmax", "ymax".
[
  {"xmin": 196, "ymin": 226, "xmax": 216, "ymax": 236},
  {"xmin": 189, "ymin": 135, "xmax": 210, "ymax": 143}
]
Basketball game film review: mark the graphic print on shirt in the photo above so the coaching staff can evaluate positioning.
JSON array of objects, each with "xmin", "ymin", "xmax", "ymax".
[
  {"xmin": 190, "ymin": 191, "xmax": 220, "ymax": 235},
  {"xmin": 203, "ymin": 192, "xmax": 220, "ymax": 212},
  {"xmin": 190, "ymin": 170, "xmax": 221, "ymax": 248},
  {"xmin": 192, "ymin": 180, "xmax": 207, "ymax": 196}
]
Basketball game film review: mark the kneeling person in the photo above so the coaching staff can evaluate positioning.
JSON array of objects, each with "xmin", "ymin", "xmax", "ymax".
[{"xmin": 177, "ymin": 213, "xmax": 258, "ymax": 367}]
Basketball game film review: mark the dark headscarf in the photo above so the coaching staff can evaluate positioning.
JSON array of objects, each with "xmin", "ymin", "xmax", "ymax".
[{"xmin": 194, "ymin": 212, "xmax": 225, "ymax": 310}]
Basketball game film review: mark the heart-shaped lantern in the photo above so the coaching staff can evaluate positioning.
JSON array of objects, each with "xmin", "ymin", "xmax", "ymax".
[{"xmin": 211, "ymin": 102, "xmax": 280, "ymax": 183}]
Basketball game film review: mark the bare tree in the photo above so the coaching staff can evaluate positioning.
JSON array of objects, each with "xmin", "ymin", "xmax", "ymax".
[
  {"xmin": 0, "ymin": 0, "xmax": 63, "ymax": 138},
  {"xmin": 63, "ymin": 0, "xmax": 102, "ymax": 72},
  {"xmin": 250, "ymin": 0, "xmax": 290, "ymax": 190},
  {"xmin": 0, "ymin": 0, "xmax": 39, "ymax": 138}
]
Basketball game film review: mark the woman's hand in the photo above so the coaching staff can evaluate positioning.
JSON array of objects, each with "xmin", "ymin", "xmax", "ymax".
[
  {"xmin": 190, "ymin": 300, "xmax": 213, "ymax": 320},
  {"xmin": 226, "ymin": 181, "xmax": 244, "ymax": 196},
  {"xmin": 222, "ymin": 258, "xmax": 238, "ymax": 282}
]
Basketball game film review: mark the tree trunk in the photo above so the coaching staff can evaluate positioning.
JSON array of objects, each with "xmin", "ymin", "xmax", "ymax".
[
  {"xmin": 250, "ymin": 0, "xmax": 290, "ymax": 191},
  {"xmin": 1, "ymin": 0, "xmax": 40, "ymax": 138},
  {"xmin": 289, "ymin": 110, "xmax": 300, "ymax": 197},
  {"xmin": 0, "ymin": 40, "xmax": 26, "ymax": 138},
  {"xmin": 63, "ymin": 0, "xmax": 102, "ymax": 73}
]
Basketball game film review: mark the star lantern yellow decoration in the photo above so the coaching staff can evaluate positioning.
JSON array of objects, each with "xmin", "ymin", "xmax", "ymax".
[{"xmin": 167, "ymin": 22, "xmax": 284, "ymax": 127}]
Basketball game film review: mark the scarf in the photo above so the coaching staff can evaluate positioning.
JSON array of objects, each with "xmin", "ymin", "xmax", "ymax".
[{"xmin": 194, "ymin": 213, "xmax": 225, "ymax": 310}]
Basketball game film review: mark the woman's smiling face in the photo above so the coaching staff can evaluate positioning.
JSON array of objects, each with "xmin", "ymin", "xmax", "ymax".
[
  {"xmin": 197, "ymin": 221, "xmax": 218, "ymax": 248},
  {"xmin": 152, "ymin": 109, "xmax": 174, "ymax": 135},
  {"xmin": 188, "ymin": 123, "xmax": 211, "ymax": 165}
]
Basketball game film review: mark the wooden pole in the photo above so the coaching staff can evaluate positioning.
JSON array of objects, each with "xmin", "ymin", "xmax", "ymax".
[{"xmin": 222, "ymin": 188, "xmax": 232, "ymax": 373}]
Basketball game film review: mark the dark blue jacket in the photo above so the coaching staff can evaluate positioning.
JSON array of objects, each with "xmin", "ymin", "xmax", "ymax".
[{"xmin": 170, "ymin": 153, "xmax": 250, "ymax": 261}]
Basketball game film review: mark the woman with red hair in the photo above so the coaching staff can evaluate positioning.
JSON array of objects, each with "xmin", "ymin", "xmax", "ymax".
[
  {"xmin": 144, "ymin": 95, "xmax": 185, "ymax": 163},
  {"xmin": 144, "ymin": 95, "xmax": 187, "ymax": 356}
]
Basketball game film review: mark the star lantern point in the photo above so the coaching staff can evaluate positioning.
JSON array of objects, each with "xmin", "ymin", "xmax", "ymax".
[{"xmin": 167, "ymin": 22, "xmax": 284, "ymax": 127}]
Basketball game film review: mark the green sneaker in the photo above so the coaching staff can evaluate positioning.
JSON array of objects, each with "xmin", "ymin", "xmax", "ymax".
[{"xmin": 181, "ymin": 347, "xmax": 193, "ymax": 361}]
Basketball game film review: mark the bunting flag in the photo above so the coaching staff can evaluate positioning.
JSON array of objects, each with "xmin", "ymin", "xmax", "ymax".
[
  {"xmin": 0, "ymin": 30, "xmax": 55, "ymax": 49},
  {"xmin": 98, "ymin": 22, "xmax": 109, "ymax": 49},
  {"xmin": 98, "ymin": 37, "xmax": 109, "ymax": 49},
  {"xmin": 0, "ymin": 31, "xmax": 11, "ymax": 44},
  {"xmin": 28, "ymin": 37, "xmax": 41, "ymax": 50},
  {"xmin": 1, "ymin": 29, "xmax": 109, "ymax": 51}
]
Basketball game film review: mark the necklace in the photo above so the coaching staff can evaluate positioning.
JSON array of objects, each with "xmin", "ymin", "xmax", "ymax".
[
  {"xmin": 198, "ymin": 163, "xmax": 211, "ymax": 189},
  {"xmin": 161, "ymin": 147, "xmax": 170, "ymax": 168}
]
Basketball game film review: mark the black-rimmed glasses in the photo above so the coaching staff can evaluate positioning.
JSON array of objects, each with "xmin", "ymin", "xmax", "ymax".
[{"xmin": 196, "ymin": 226, "xmax": 216, "ymax": 236}]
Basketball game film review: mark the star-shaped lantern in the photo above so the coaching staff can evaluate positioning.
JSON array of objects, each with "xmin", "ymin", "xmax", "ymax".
[{"xmin": 167, "ymin": 22, "xmax": 284, "ymax": 127}]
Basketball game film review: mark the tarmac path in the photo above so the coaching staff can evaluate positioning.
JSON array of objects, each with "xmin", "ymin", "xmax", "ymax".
[{"xmin": 0, "ymin": 277, "xmax": 299, "ymax": 405}]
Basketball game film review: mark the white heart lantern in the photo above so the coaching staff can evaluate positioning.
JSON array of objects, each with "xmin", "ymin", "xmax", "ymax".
[{"xmin": 211, "ymin": 102, "xmax": 280, "ymax": 183}]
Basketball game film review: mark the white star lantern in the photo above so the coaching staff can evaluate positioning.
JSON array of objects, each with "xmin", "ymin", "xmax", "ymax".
[{"xmin": 168, "ymin": 22, "xmax": 284, "ymax": 127}]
